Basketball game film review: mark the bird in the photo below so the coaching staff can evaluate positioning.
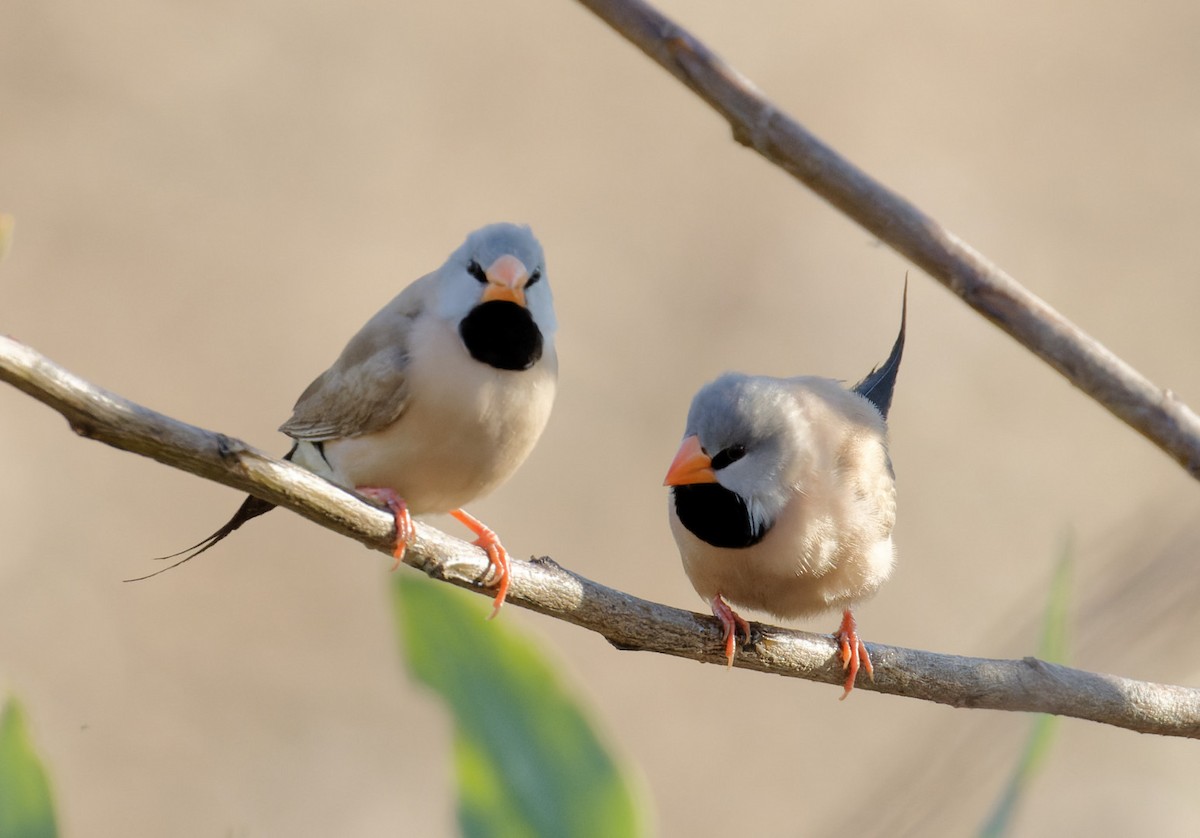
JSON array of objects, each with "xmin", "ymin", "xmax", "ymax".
[
  {"xmin": 133, "ymin": 222, "xmax": 558, "ymax": 616},
  {"xmin": 663, "ymin": 287, "xmax": 905, "ymax": 697}
]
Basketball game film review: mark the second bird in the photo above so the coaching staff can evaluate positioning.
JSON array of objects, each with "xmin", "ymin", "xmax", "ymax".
[{"xmin": 663, "ymin": 289, "xmax": 905, "ymax": 697}]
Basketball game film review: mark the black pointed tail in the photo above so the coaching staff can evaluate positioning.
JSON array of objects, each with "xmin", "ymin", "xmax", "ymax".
[
  {"xmin": 125, "ymin": 494, "xmax": 277, "ymax": 582},
  {"xmin": 852, "ymin": 281, "xmax": 907, "ymax": 420}
]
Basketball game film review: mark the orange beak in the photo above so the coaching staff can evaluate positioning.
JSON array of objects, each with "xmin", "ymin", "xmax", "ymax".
[
  {"xmin": 663, "ymin": 434, "xmax": 718, "ymax": 487},
  {"xmin": 481, "ymin": 254, "xmax": 529, "ymax": 307}
]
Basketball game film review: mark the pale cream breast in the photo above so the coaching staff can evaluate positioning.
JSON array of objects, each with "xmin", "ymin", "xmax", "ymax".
[
  {"xmin": 672, "ymin": 499, "xmax": 894, "ymax": 620},
  {"xmin": 322, "ymin": 314, "xmax": 557, "ymax": 514}
]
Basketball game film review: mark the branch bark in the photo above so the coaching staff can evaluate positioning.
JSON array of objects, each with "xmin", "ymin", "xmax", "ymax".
[
  {"xmin": 4, "ymin": 334, "xmax": 1199, "ymax": 739},
  {"xmin": 574, "ymin": 0, "xmax": 1200, "ymax": 481}
]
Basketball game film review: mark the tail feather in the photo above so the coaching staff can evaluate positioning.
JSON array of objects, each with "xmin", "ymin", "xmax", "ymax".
[
  {"xmin": 125, "ymin": 494, "xmax": 277, "ymax": 582},
  {"xmin": 853, "ymin": 280, "xmax": 907, "ymax": 420}
]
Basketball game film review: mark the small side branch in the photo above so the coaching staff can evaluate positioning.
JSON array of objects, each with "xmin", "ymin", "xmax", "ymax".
[
  {"xmin": 3, "ymin": 335, "xmax": 1199, "ymax": 738},
  {"xmin": 574, "ymin": 0, "xmax": 1200, "ymax": 480}
]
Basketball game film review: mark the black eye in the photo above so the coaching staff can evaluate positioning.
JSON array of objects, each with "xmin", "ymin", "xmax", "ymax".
[
  {"xmin": 527, "ymin": 268, "xmax": 542, "ymax": 287},
  {"xmin": 710, "ymin": 444, "xmax": 746, "ymax": 471},
  {"xmin": 467, "ymin": 260, "xmax": 488, "ymax": 284}
]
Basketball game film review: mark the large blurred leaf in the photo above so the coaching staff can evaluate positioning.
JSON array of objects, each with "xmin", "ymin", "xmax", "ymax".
[
  {"xmin": 0, "ymin": 697, "xmax": 59, "ymax": 838},
  {"xmin": 394, "ymin": 575, "xmax": 644, "ymax": 838},
  {"xmin": 978, "ymin": 538, "xmax": 1072, "ymax": 838}
]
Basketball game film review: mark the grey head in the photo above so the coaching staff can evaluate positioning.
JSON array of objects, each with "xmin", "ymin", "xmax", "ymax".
[
  {"xmin": 434, "ymin": 222, "xmax": 556, "ymax": 339},
  {"xmin": 435, "ymin": 222, "xmax": 556, "ymax": 372},
  {"xmin": 674, "ymin": 373, "xmax": 802, "ymax": 547}
]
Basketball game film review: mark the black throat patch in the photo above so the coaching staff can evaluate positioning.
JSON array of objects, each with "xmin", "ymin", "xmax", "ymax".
[
  {"xmin": 458, "ymin": 300, "xmax": 544, "ymax": 371},
  {"xmin": 672, "ymin": 483, "xmax": 768, "ymax": 549}
]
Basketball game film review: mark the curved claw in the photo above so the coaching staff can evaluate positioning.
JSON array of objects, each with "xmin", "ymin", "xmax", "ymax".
[
  {"xmin": 357, "ymin": 487, "xmax": 413, "ymax": 568},
  {"xmin": 834, "ymin": 608, "xmax": 874, "ymax": 700},
  {"xmin": 710, "ymin": 594, "xmax": 751, "ymax": 667},
  {"xmin": 451, "ymin": 509, "xmax": 510, "ymax": 619}
]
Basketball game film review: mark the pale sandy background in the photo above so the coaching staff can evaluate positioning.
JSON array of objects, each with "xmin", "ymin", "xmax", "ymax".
[{"xmin": 4, "ymin": 1, "xmax": 1200, "ymax": 835}]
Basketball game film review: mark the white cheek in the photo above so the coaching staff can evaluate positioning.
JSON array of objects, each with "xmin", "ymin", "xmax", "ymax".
[
  {"xmin": 527, "ymin": 284, "xmax": 557, "ymax": 334},
  {"xmin": 435, "ymin": 273, "xmax": 483, "ymax": 321},
  {"xmin": 721, "ymin": 459, "xmax": 790, "ymax": 531},
  {"xmin": 719, "ymin": 460, "xmax": 759, "ymax": 498}
]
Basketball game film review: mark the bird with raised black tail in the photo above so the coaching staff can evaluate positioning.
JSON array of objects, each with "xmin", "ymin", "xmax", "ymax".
[
  {"xmin": 664, "ymin": 286, "xmax": 905, "ymax": 697},
  {"xmin": 134, "ymin": 223, "xmax": 558, "ymax": 616}
]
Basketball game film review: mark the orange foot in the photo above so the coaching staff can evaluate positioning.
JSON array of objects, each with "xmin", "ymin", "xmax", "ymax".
[
  {"xmin": 451, "ymin": 508, "xmax": 510, "ymax": 619},
  {"xmin": 357, "ymin": 487, "xmax": 414, "ymax": 569},
  {"xmin": 710, "ymin": 594, "xmax": 751, "ymax": 667},
  {"xmin": 834, "ymin": 608, "xmax": 874, "ymax": 700}
]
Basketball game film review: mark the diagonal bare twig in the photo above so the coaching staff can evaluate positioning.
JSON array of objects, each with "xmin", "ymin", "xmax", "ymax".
[
  {"xmin": 573, "ymin": 0, "xmax": 1200, "ymax": 480},
  {"xmin": 3, "ymin": 333, "xmax": 1199, "ymax": 738}
]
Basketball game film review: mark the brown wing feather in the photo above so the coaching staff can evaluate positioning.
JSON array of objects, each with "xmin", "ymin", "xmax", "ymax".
[{"xmin": 279, "ymin": 275, "xmax": 430, "ymax": 442}]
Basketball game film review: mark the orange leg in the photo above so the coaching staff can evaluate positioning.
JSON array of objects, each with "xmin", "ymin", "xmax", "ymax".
[
  {"xmin": 710, "ymin": 594, "xmax": 751, "ymax": 668},
  {"xmin": 450, "ymin": 508, "xmax": 510, "ymax": 619},
  {"xmin": 357, "ymin": 487, "xmax": 413, "ymax": 569},
  {"xmin": 834, "ymin": 608, "xmax": 874, "ymax": 700}
]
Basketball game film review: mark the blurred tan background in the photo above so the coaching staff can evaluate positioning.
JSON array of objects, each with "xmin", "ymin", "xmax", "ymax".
[{"xmin": 4, "ymin": 0, "xmax": 1200, "ymax": 835}]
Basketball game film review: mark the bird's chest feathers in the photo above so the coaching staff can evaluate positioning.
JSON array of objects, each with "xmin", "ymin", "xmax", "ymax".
[
  {"xmin": 327, "ymin": 318, "xmax": 556, "ymax": 513},
  {"xmin": 671, "ymin": 483, "xmax": 890, "ymax": 619}
]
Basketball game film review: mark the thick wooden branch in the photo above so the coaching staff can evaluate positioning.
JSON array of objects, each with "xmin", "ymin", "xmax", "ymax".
[
  {"xmin": 4, "ymin": 334, "xmax": 1199, "ymax": 738},
  {"xmin": 574, "ymin": 0, "xmax": 1200, "ymax": 481}
]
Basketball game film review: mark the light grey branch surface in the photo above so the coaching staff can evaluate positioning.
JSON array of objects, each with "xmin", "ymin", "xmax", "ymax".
[
  {"xmin": 574, "ymin": 0, "xmax": 1200, "ymax": 481},
  {"xmin": 4, "ymin": 334, "xmax": 1199, "ymax": 739}
]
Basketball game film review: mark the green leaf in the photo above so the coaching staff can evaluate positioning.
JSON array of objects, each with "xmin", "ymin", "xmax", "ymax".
[
  {"xmin": 978, "ymin": 535, "xmax": 1072, "ymax": 838},
  {"xmin": 394, "ymin": 575, "xmax": 644, "ymax": 838},
  {"xmin": 0, "ymin": 697, "xmax": 59, "ymax": 838}
]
